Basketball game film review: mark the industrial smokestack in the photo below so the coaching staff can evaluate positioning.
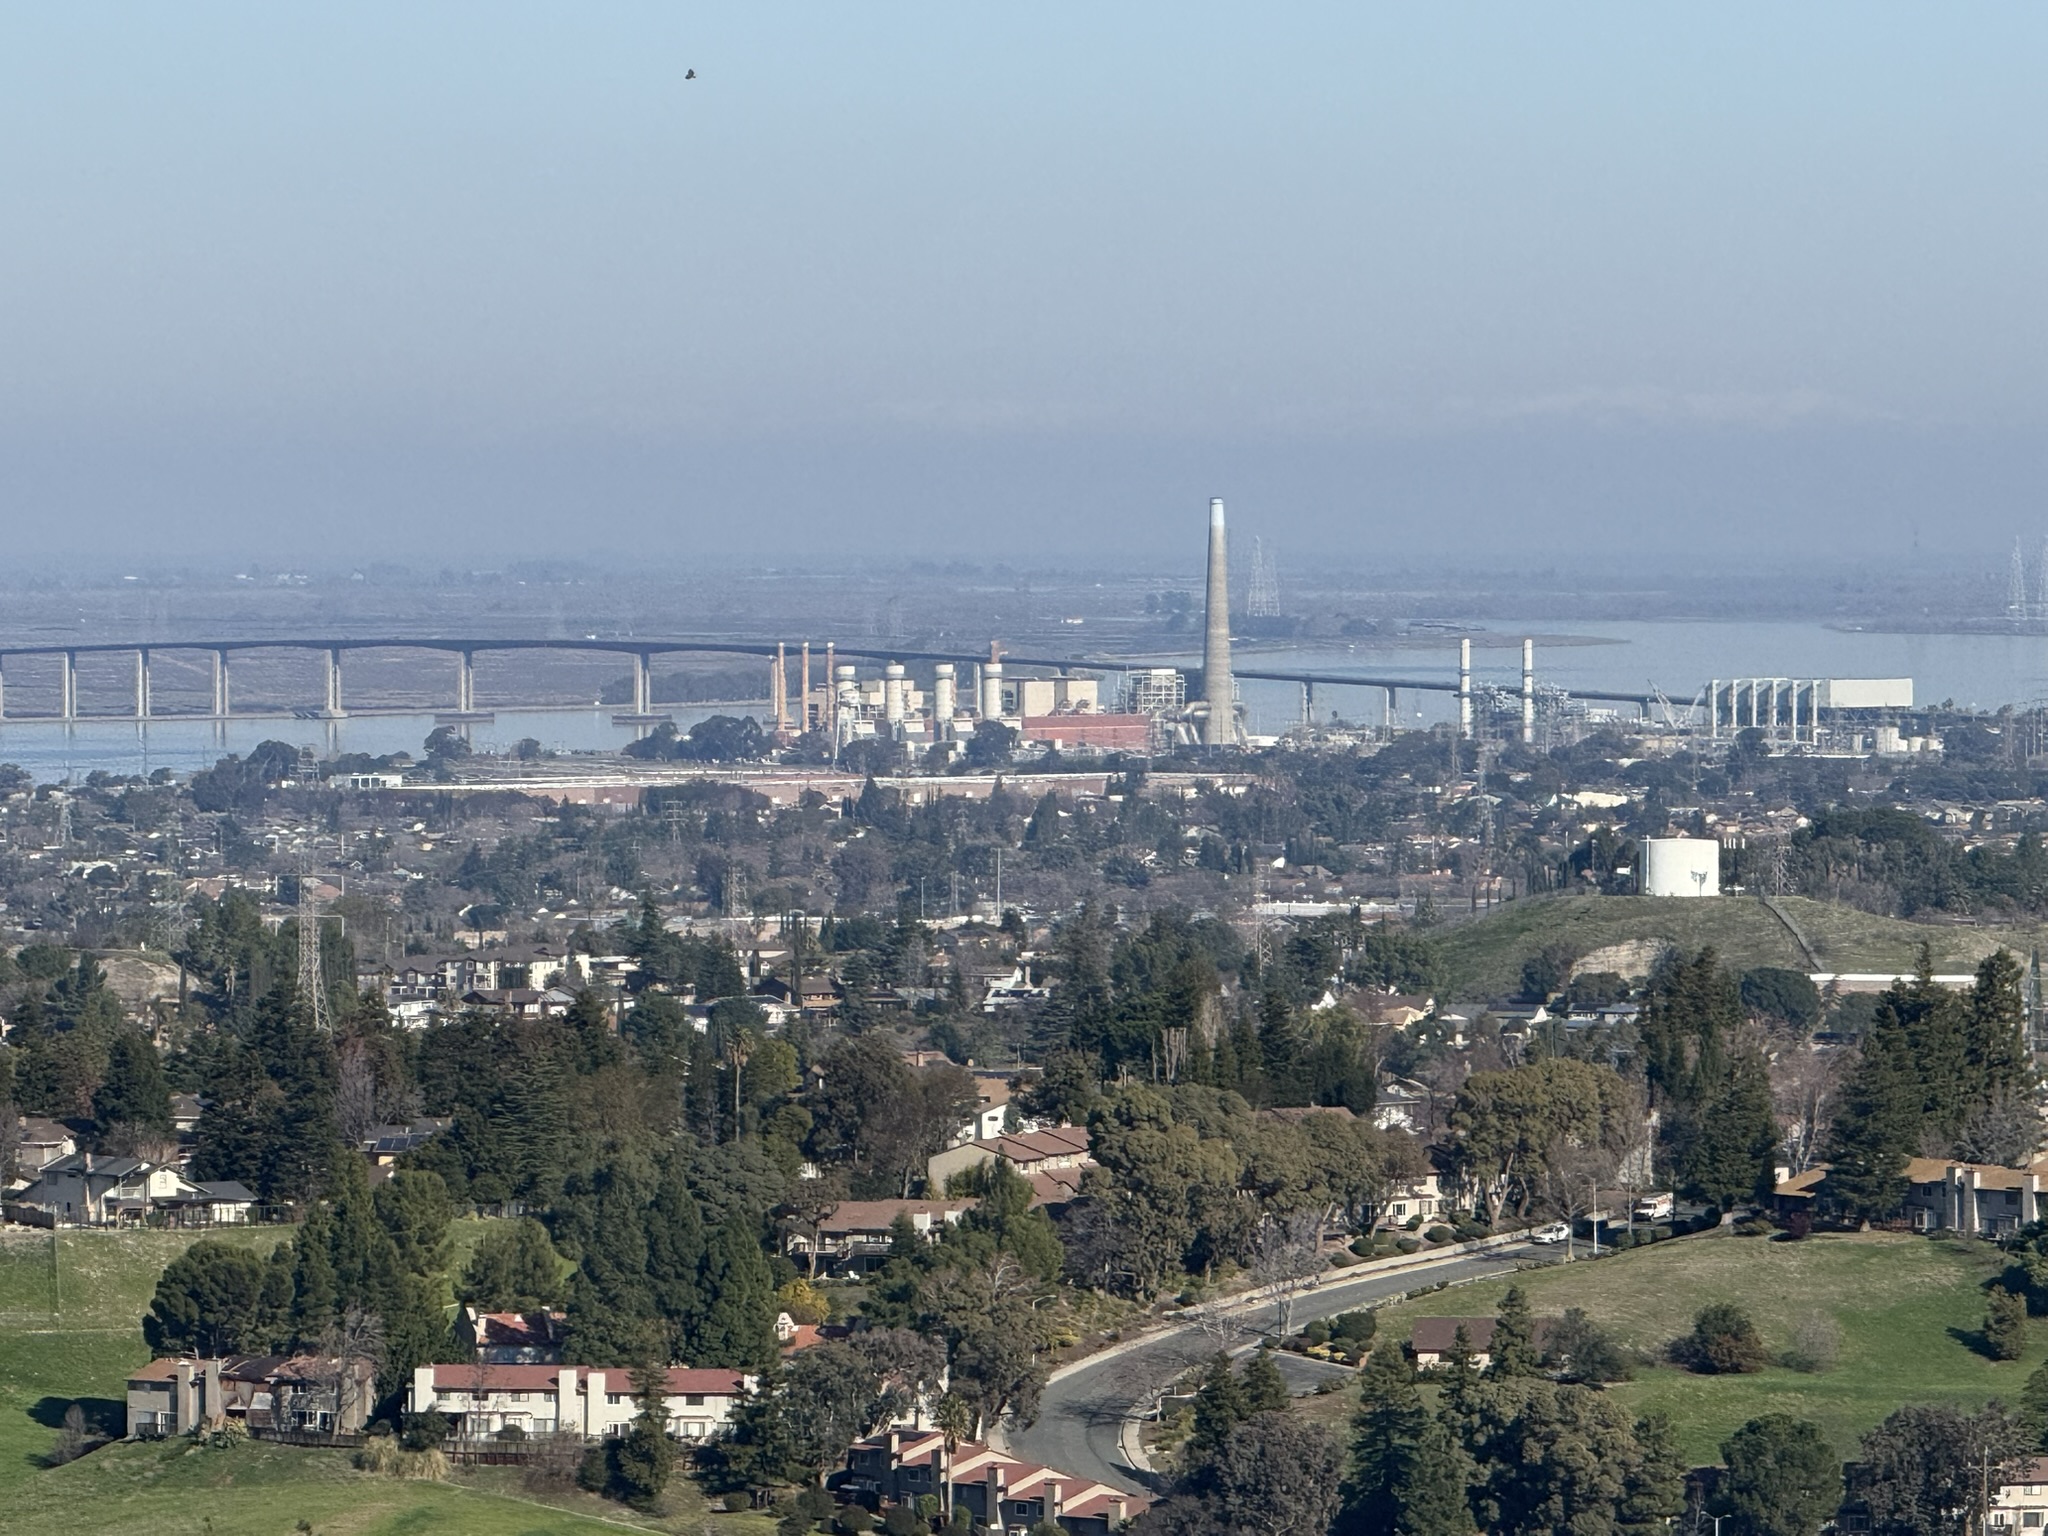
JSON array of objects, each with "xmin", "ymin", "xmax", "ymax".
[
  {"xmin": 933, "ymin": 663, "xmax": 956, "ymax": 729},
  {"xmin": 1202, "ymin": 498, "xmax": 1235, "ymax": 746},
  {"xmin": 1458, "ymin": 637, "xmax": 1472, "ymax": 739},
  {"xmin": 1521, "ymin": 638, "xmax": 1535, "ymax": 744},
  {"xmin": 884, "ymin": 663, "xmax": 906, "ymax": 725},
  {"xmin": 982, "ymin": 661, "xmax": 1004, "ymax": 720}
]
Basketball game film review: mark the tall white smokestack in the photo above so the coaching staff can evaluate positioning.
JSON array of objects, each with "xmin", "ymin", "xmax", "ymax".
[
  {"xmin": 1202, "ymin": 498, "xmax": 1235, "ymax": 746},
  {"xmin": 884, "ymin": 663, "xmax": 906, "ymax": 725},
  {"xmin": 933, "ymin": 663, "xmax": 956, "ymax": 729},
  {"xmin": 1521, "ymin": 638, "xmax": 1535, "ymax": 744},
  {"xmin": 1458, "ymin": 637, "xmax": 1472, "ymax": 739},
  {"xmin": 982, "ymin": 662, "xmax": 1004, "ymax": 720}
]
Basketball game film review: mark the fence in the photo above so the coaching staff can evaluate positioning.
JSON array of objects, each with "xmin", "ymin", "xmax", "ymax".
[{"xmin": 250, "ymin": 1427, "xmax": 367, "ymax": 1450}]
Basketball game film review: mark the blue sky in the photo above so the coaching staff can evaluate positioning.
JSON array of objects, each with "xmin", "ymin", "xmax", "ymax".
[{"xmin": 3, "ymin": 6, "xmax": 2044, "ymax": 572}]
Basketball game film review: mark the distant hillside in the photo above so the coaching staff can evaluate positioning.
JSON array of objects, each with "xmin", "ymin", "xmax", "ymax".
[{"xmin": 1435, "ymin": 894, "xmax": 2045, "ymax": 1001}]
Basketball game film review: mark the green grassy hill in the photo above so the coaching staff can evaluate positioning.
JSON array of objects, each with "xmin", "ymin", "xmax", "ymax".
[
  {"xmin": 0, "ymin": 1225, "xmax": 774, "ymax": 1535},
  {"xmin": 1435, "ymin": 894, "xmax": 2045, "ymax": 999},
  {"xmin": 1370, "ymin": 1231, "xmax": 2027, "ymax": 1464}
]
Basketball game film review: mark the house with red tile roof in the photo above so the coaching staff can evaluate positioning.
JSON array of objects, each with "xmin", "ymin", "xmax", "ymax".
[
  {"xmin": 844, "ymin": 1429, "xmax": 1146, "ymax": 1536},
  {"xmin": 406, "ymin": 1362, "xmax": 750, "ymax": 1442}
]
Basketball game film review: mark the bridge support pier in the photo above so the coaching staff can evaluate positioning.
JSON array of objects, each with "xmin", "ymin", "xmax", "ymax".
[
  {"xmin": 633, "ymin": 653, "xmax": 652, "ymax": 716},
  {"xmin": 457, "ymin": 650, "xmax": 475, "ymax": 714},
  {"xmin": 212, "ymin": 650, "xmax": 231, "ymax": 718},
  {"xmin": 321, "ymin": 647, "xmax": 346, "ymax": 719},
  {"xmin": 136, "ymin": 649, "xmax": 151, "ymax": 720},
  {"xmin": 60, "ymin": 651, "xmax": 76, "ymax": 721}
]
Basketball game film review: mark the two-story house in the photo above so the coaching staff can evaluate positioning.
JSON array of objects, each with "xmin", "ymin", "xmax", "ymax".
[
  {"xmin": 406, "ymin": 1363, "xmax": 749, "ymax": 1442},
  {"xmin": 786, "ymin": 1199, "xmax": 976, "ymax": 1276}
]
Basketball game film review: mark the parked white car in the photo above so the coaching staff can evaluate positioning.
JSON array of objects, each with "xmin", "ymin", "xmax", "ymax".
[{"xmin": 1530, "ymin": 1222, "xmax": 1571, "ymax": 1244}]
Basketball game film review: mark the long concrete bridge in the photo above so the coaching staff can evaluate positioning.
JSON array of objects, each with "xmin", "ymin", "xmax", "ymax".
[{"xmin": 0, "ymin": 634, "xmax": 1664, "ymax": 727}]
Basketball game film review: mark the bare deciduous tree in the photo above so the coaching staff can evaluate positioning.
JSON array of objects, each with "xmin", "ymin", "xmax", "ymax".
[
  {"xmin": 316, "ymin": 1306, "xmax": 387, "ymax": 1433},
  {"xmin": 1252, "ymin": 1213, "xmax": 1325, "ymax": 1336}
]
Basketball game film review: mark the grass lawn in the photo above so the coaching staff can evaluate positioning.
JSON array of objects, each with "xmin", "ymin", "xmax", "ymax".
[
  {"xmin": 1434, "ymin": 894, "xmax": 2043, "ymax": 997},
  {"xmin": 0, "ymin": 1225, "xmax": 779, "ymax": 1535},
  {"xmin": 1373, "ymin": 1230, "xmax": 2033, "ymax": 1464}
]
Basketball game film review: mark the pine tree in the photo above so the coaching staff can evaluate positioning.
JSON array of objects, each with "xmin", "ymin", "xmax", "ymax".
[
  {"xmin": 2019, "ymin": 1357, "xmax": 2048, "ymax": 1448},
  {"xmin": 694, "ymin": 1217, "xmax": 777, "ymax": 1371},
  {"xmin": 1259, "ymin": 990, "xmax": 1305, "ymax": 1106},
  {"xmin": 1968, "ymin": 949, "xmax": 2030, "ymax": 1107},
  {"xmin": 645, "ymin": 1156, "xmax": 707, "ymax": 1352},
  {"xmin": 1487, "ymin": 1287, "xmax": 1539, "ymax": 1380},
  {"xmin": 93, "ymin": 1028, "xmax": 172, "ymax": 1140},
  {"xmin": 1826, "ymin": 1008, "xmax": 1919, "ymax": 1222},
  {"xmin": 1440, "ymin": 1325, "xmax": 1479, "ymax": 1416},
  {"xmin": 1241, "ymin": 1346, "xmax": 1290, "ymax": 1415},
  {"xmin": 1346, "ymin": 1338, "xmax": 1425, "ymax": 1535},
  {"xmin": 1684, "ymin": 1050, "xmax": 1778, "ymax": 1212},
  {"xmin": 1622, "ymin": 1411, "xmax": 1688, "ymax": 1526},
  {"xmin": 1394, "ymin": 1418, "xmax": 1477, "ymax": 1536},
  {"xmin": 1894, "ymin": 953, "xmax": 1972, "ymax": 1140},
  {"xmin": 608, "ymin": 1359, "xmax": 678, "ymax": 1508},
  {"xmin": 1187, "ymin": 1353, "xmax": 1249, "ymax": 1462}
]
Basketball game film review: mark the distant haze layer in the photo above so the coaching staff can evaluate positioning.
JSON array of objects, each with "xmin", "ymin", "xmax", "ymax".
[{"xmin": 2, "ymin": 6, "xmax": 2044, "ymax": 570}]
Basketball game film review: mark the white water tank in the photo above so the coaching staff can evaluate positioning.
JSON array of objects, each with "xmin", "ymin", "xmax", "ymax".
[{"xmin": 1640, "ymin": 838, "xmax": 1721, "ymax": 898}]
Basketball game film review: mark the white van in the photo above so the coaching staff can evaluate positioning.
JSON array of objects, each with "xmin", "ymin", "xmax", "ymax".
[{"xmin": 1632, "ymin": 1192, "xmax": 1675, "ymax": 1221}]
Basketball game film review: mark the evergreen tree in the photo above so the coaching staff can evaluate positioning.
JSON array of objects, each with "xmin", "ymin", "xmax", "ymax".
[
  {"xmin": 560, "ymin": 1157, "xmax": 663, "ymax": 1364},
  {"xmin": 1684, "ymin": 1051, "xmax": 1778, "ymax": 1211},
  {"xmin": 695, "ymin": 1217, "xmax": 777, "ymax": 1371},
  {"xmin": 1717, "ymin": 1413, "xmax": 1841, "ymax": 1536},
  {"xmin": 1967, "ymin": 949, "xmax": 2031, "ymax": 1108},
  {"xmin": 1440, "ymin": 1325, "xmax": 1480, "ymax": 1416},
  {"xmin": 1988, "ymin": 1286, "xmax": 2030, "ymax": 1361},
  {"xmin": 2019, "ymin": 1357, "xmax": 2048, "ymax": 1448},
  {"xmin": 1186, "ymin": 1353, "xmax": 1249, "ymax": 1463},
  {"xmin": 645, "ymin": 1155, "xmax": 708, "ymax": 1350},
  {"xmin": 379, "ymin": 1272, "xmax": 451, "ymax": 1407},
  {"xmin": 461, "ymin": 1217, "xmax": 565, "ymax": 1311},
  {"xmin": 93, "ymin": 1027, "xmax": 172, "ymax": 1141},
  {"xmin": 1346, "ymin": 1338, "xmax": 1425, "ymax": 1535},
  {"xmin": 1487, "ymin": 1287, "xmax": 1539, "ymax": 1380},
  {"xmin": 1623, "ymin": 1412, "xmax": 1688, "ymax": 1527},
  {"xmin": 374, "ymin": 1169, "xmax": 453, "ymax": 1278},
  {"xmin": 1825, "ymin": 1008, "xmax": 1918, "ymax": 1222},
  {"xmin": 608, "ymin": 1359, "xmax": 678, "ymax": 1508},
  {"xmin": 1892, "ymin": 955, "xmax": 1973, "ymax": 1141},
  {"xmin": 1242, "ymin": 1346, "xmax": 1290, "ymax": 1415},
  {"xmin": 1396, "ymin": 1418, "xmax": 1478, "ymax": 1536},
  {"xmin": 1259, "ymin": 990, "xmax": 1306, "ymax": 1106}
]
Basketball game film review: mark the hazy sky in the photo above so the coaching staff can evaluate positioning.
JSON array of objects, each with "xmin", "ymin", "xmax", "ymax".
[{"xmin": 4, "ymin": 6, "xmax": 2045, "ymax": 574}]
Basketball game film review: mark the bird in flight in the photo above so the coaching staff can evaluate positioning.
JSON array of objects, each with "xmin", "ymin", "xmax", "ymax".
[{"xmin": 685, "ymin": 69, "xmax": 697, "ymax": 80}]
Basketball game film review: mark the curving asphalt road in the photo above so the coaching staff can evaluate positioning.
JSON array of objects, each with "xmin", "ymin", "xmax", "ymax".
[{"xmin": 1011, "ymin": 1242, "xmax": 1549, "ymax": 1494}]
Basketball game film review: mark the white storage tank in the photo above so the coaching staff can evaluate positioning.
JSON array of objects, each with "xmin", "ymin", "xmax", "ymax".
[{"xmin": 1640, "ymin": 838, "xmax": 1721, "ymax": 898}]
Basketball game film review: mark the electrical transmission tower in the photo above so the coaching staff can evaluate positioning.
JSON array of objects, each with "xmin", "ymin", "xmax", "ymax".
[
  {"xmin": 2034, "ymin": 537, "xmax": 2048, "ymax": 621},
  {"xmin": 1246, "ymin": 537, "xmax": 1281, "ymax": 619},
  {"xmin": 298, "ymin": 867, "xmax": 330, "ymax": 1032},
  {"xmin": 2011, "ymin": 536, "xmax": 2030, "ymax": 624}
]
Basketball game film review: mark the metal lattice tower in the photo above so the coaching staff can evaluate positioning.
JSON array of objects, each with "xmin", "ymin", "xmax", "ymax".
[
  {"xmin": 2011, "ymin": 536, "xmax": 2030, "ymax": 622},
  {"xmin": 1246, "ymin": 536, "xmax": 1281, "ymax": 618},
  {"xmin": 298, "ymin": 869, "xmax": 330, "ymax": 1032},
  {"xmin": 2034, "ymin": 538, "xmax": 2048, "ymax": 620}
]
